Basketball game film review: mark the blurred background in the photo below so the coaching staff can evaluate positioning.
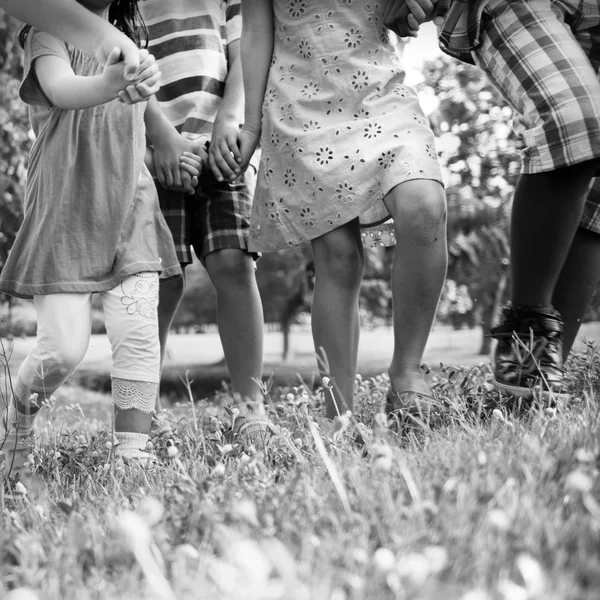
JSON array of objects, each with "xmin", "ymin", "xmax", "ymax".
[{"xmin": 1, "ymin": 18, "xmax": 599, "ymax": 397}]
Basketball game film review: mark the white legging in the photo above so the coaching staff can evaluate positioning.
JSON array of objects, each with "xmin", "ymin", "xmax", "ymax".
[{"xmin": 14, "ymin": 273, "xmax": 160, "ymax": 414}]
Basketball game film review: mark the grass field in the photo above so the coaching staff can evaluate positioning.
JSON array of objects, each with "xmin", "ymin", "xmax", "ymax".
[{"xmin": 2, "ymin": 326, "xmax": 600, "ymax": 600}]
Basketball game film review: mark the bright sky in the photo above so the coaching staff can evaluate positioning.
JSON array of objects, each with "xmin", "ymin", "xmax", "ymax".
[{"xmin": 402, "ymin": 23, "xmax": 443, "ymax": 69}]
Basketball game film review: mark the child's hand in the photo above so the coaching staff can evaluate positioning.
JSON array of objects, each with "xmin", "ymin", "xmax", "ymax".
[
  {"xmin": 236, "ymin": 125, "xmax": 261, "ymax": 175},
  {"xmin": 209, "ymin": 116, "xmax": 243, "ymax": 183},
  {"xmin": 152, "ymin": 133, "xmax": 197, "ymax": 192},
  {"xmin": 179, "ymin": 151, "xmax": 205, "ymax": 195},
  {"xmin": 118, "ymin": 49, "xmax": 162, "ymax": 105}
]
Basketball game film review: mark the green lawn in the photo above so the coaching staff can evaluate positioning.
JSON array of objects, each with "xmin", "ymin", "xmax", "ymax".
[{"xmin": 1, "ymin": 332, "xmax": 600, "ymax": 599}]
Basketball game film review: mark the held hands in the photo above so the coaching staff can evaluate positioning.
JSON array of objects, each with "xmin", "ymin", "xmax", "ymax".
[
  {"xmin": 391, "ymin": 0, "xmax": 451, "ymax": 38},
  {"xmin": 102, "ymin": 47, "xmax": 161, "ymax": 104},
  {"xmin": 234, "ymin": 125, "xmax": 261, "ymax": 179},
  {"xmin": 208, "ymin": 115, "xmax": 243, "ymax": 183},
  {"xmin": 153, "ymin": 133, "xmax": 207, "ymax": 195}
]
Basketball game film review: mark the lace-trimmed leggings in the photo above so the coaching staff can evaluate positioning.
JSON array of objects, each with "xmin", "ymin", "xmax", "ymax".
[{"xmin": 13, "ymin": 273, "xmax": 160, "ymax": 414}]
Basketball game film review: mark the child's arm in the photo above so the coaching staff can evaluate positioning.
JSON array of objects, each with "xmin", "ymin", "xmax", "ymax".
[
  {"xmin": 34, "ymin": 46, "xmax": 157, "ymax": 110},
  {"xmin": 208, "ymin": 39, "xmax": 243, "ymax": 183},
  {"xmin": 237, "ymin": 0, "xmax": 274, "ymax": 173},
  {"xmin": 145, "ymin": 96, "xmax": 204, "ymax": 195},
  {"xmin": 2, "ymin": 0, "xmax": 150, "ymax": 82}
]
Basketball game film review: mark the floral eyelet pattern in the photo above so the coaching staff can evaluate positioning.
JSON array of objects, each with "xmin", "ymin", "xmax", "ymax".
[{"xmin": 251, "ymin": 1, "xmax": 443, "ymax": 252}]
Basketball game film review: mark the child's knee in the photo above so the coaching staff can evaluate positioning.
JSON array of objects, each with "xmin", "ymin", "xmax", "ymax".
[
  {"xmin": 390, "ymin": 182, "xmax": 447, "ymax": 242},
  {"xmin": 206, "ymin": 249, "xmax": 256, "ymax": 288},
  {"xmin": 29, "ymin": 340, "xmax": 86, "ymax": 388},
  {"xmin": 315, "ymin": 234, "xmax": 364, "ymax": 287}
]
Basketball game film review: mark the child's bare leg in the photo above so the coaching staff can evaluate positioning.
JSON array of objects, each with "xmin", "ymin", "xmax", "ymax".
[
  {"xmin": 552, "ymin": 226, "xmax": 600, "ymax": 359},
  {"xmin": 1, "ymin": 293, "xmax": 92, "ymax": 474},
  {"xmin": 311, "ymin": 219, "xmax": 364, "ymax": 418},
  {"xmin": 510, "ymin": 161, "xmax": 598, "ymax": 309},
  {"xmin": 204, "ymin": 249, "xmax": 264, "ymax": 409},
  {"xmin": 103, "ymin": 273, "xmax": 161, "ymax": 462},
  {"xmin": 383, "ymin": 180, "xmax": 447, "ymax": 395}
]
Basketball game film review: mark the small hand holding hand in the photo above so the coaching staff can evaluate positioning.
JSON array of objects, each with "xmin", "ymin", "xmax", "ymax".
[
  {"xmin": 179, "ymin": 151, "xmax": 206, "ymax": 194},
  {"xmin": 117, "ymin": 49, "xmax": 162, "ymax": 105},
  {"xmin": 208, "ymin": 116, "xmax": 243, "ymax": 183},
  {"xmin": 235, "ymin": 125, "xmax": 261, "ymax": 176},
  {"xmin": 154, "ymin": 133, "xmax": 202, "ymax": 195},
  {"xmin": 390, "ymin": 0, "xmax": 452, "ymax": 38}
]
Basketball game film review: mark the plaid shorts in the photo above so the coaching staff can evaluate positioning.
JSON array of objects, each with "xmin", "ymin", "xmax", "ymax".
[
  {"xmin": 157, "ymin": 168, "xmax": 257, "ymax": 265},
  {"xmin": 472, "ymin": 0, "xmax": 600, "ymax": 232}
]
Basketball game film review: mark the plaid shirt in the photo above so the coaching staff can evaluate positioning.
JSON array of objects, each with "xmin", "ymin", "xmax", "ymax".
[{"xmin": 438, "ymin": 0, "xmax": 490, "ymax": 64}]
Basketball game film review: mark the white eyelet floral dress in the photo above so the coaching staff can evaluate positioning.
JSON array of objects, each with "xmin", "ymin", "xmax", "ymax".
[{"xmin": 249, "ymin": 0, "xmax": 444, "ymax": 252}]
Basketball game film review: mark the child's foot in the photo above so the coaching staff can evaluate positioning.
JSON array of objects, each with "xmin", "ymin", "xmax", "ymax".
[
  {"xmin": 1, "ymin": 394, "xmax": 41, "ymax": 476},
  {"xmin": 114, "ymin": 432, "xmax": 157, "ymax": 466},
  {"xmin": 229, "ymin": 400, "xmax": 277, "ymax": 449},
  {"xmin": 385, "ymin": 370, "xmax": 438, "ymax": 423},
  {"xmin": 385, "ymin": 389, "xmax": 438, "ymax": 422},
  {"xmin": 491, "ymin": 303, "xmax": 570, "ymax": 402}
]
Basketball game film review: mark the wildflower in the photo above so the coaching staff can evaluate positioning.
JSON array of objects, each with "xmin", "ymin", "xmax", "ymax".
[
  {"xmin": 396, "ymin": 553, "xmax": 431, "ymax": 587},
  {"xmin": 76, "ymin": 435, "xmax": 86, "ymax": 445},
  {"xmin": 373, "ymin": 547, "xmax": 395, "ymax": 573},
  {"xmin": 167, "ymin": 445, "xmax": 179, "ymax": 459},
  {"xmin": 374, "ymin": 455, "xmax": 392, "ymax": 473},
  {"xmin": 218, "ymin": 444, "xmax": 234, "ymax": 456},
  {"xmin": 137, "ymin": 497, "xmax": 164, "ymax": 527},
  {"xmin": 575, "ymin": 448, "xmax": 595, "ymax": 463},
  {"xmin": 516, "ymin": 553, "xmax": 545, "ymax": 596},
  {"xmin": 423, "ymin": 545, "xmax": 448, "ymax": 574},
  {"xmin": 286, "ymin": 392, "xmax": 295, "ymax": 402},
  {"xmin": 565, "ymin": 470, "xmax": 593, "ymax": 494},
  {"xmin": 322, "ymin": 376, "xmax": 331, "ymax": 387},
  {"xmin": 213, "ymin": 463, "xmax": 226, "ymax": 477},
  {"xmin": 146, "ymin": 441, "xmax": 154, "ymax": 451},
  {"xmin": 374, "ymin": 413, "xmax": 389, "ymax": 430},
  {"xmin": 14, "ymin": 481, "xmax": 27, "ymax": 496},
  {"xmin": 491, "ymin": 409, "xmax": 505, "ymax": 422},
  {"xmin": 487, "ymin": 509, "xmax": 510, "ymax": 531},
  {"xmin": 5, "ymin": 588, "xmax": 40, "ymax": 600}
]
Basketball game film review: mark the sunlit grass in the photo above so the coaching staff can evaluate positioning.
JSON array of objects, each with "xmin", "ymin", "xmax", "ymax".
[{"xmin": 1, "ymin": 342, "xmax": 600, "ymax": 600}]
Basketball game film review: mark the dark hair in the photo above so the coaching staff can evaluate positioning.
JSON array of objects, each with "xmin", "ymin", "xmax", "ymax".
[
  {"xmin": 19, "ymin": 1, "xmax": 148, "ymax": 49},
  {"xmin": 109, "ymin": 0, "xmax": 148, "ymax": 49}
]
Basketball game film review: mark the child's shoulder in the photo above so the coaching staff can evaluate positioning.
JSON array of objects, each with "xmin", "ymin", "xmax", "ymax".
[{"xmin": 21, "ymin": 26, "xmax": 71, "ymax": 66}]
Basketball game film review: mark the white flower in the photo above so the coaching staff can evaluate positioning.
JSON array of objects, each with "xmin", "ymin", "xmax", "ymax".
[
  {"xmin": 373, "ymin": 548, "xmax": 395, "ymax": 573},
  {"xmin": 374, "ymin": 455, "xmax": 393, "ymax": 473},
  {"xmin": 213, "ymin": 464, "xmax": 226, "ymax": 477},
  {"xmin": 167, "ymin": 445, "xmax": 179, "ymax": 459},
  {"xmin": 137, "ymin": 497, "xmax": 164, "ymax": 527},
  {"xmin": 487, "ymin": 509, "xmax": 510, "ymax": 531},
  {"xmin": 286, "ymin": 393, "xmax": 295, "ymax": 402},
  {"xmin": 565, "ymin": 470, "xmax": 593, "ymax": 494},
  {"xmin": 491, "ymin": 409, "xmax": 505, "ymax": 422},
  {"xmin": 5, "ymin": 588, "xmax": 40, "ymax": 600},
  {"xmin": 14, "ymin": 481, "xmax": 27, "ymax": 496},
  {"xmin": 396, "ymin": 553, "xmax": 431, "ymax": 587}
]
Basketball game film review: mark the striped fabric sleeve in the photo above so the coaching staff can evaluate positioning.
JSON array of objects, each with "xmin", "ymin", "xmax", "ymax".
[{"xmin": 226, "ymin": 0, "xmax": 242, "ymax": 45}]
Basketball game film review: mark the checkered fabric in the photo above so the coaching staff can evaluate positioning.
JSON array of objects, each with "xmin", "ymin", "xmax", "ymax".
[
  {"xmin": 156, "ymin": 169, "xmax": 255, "ymax": 265},
  {"xmin": 441, "ymin": 0, "xmax": 600, "ymax": 233}
]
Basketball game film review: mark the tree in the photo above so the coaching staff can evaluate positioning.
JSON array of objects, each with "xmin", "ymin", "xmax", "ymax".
[
  {"xmin": 0, "ymin": 16, "xmax": 28, "ymax": 327},
  {"xmin": 418, "ymin": 55, "xmax": 520, "ymax": 354}
]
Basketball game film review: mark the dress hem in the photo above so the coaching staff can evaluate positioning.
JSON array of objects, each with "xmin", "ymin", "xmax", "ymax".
[
  {"xmin": 249, "ymin": 174, "xmax": 444, "ymax": 252},
  {"xmin": 0, "ymin": 260, "xmax": 182, "ymax": 300}
]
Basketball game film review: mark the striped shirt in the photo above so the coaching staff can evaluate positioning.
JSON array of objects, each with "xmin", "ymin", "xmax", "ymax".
[{"xmin": 139, "ymin": 0, "xmax": 242, "ymax": 138}]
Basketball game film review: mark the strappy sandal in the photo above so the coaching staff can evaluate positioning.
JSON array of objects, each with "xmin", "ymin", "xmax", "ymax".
[
  {"xmin": 385, "ymin": 388, "xmax": 438, "ymax": 425},
  {"xmin": 226, "ymin": 413, "xmax": 278, "ymax": 449}
]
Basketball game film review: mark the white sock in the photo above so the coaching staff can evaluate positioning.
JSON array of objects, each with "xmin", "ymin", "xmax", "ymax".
[{"xmin": 114, "ymin": 432, "xmax": 156, "ymax": 463}]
